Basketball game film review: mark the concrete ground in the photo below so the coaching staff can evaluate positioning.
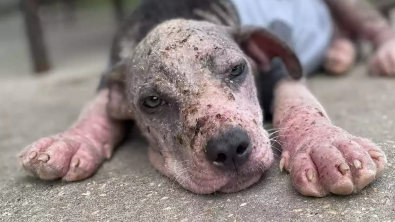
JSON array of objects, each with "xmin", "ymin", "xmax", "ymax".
[{"xmin": 0, "ymin": 7, "xmax": 395, "ymax": 222}]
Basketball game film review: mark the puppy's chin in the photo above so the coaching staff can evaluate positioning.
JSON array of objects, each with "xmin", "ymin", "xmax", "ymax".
[
  {"xmin": 219, "ymin": 172, "xmax": 264, "ymax": 193},
  {"xmin": 172, "ymin": 167, "xmax": 266, "ymax": 194},
  {"xmin": 157, "ymin": 146, "xmax": 274, "ymax": 194}
]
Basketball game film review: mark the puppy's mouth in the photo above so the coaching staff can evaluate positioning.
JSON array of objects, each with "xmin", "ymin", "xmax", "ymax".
[
  {"xmin": 170, "ymin": 143, "xmax": 273, "ymax": 194},
  {"xmin": 184, "ymin": 174, "xmax": 262, "ymax": 194},
  {"xmin": 176, "ymin": 164, "xmax": 268, "ymax": 194}
]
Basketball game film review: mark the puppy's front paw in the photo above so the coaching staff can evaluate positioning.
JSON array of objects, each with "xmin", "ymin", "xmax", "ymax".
[
  {"xmin": 18, "ymin": 134, "xmax": 104, "ymax": 181},
  {"xmin": 280, "ymin": 129, "xmax": 387, "ymax": 197}
]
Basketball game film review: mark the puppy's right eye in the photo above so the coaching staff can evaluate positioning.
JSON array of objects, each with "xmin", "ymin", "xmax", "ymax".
[
  {"xmin": 230, "ymin": 64, "xmax": 244, "ymax": 76},
  {"xmin": 143, "ymin": 96, "xmax": 165, "ymax": 109}
]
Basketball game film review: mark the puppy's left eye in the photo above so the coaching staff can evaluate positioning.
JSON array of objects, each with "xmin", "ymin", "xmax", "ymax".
[
  {"xmin": 230, "ymin": 64, "xmax": 245, "ymax": 77},
  {"xmin": 143, "ymin": 96, "xmax": 165, "ymax": 109}
]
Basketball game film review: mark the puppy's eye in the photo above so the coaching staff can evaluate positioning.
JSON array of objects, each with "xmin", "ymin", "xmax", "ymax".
[
  {"xmin": 143, "ymin": 96, "xmax": 165, "ymax": 109},
  {"xmin": 230, "ymin": 64, "xmax": 245, "ymax": 77}
]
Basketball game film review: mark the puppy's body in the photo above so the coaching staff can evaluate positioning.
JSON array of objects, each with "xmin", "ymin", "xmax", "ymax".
[{"xmin": 18, "ymin": 0, "xmax": 388, "ymax": 197}]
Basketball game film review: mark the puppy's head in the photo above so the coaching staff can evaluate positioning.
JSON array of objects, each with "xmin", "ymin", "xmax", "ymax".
[{"xmin": 112, "ymin": 19, "xmax": 301, "ymax": 194}]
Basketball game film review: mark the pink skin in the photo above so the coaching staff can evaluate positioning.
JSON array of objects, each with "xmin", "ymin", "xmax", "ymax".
[
  {"xmin": 125, "ymin": 20, "xmax": 274, "ymax": 194},
  {"xmin": 147, "ymin": 76, "xmax": 273, "ymax": 194},
  {"xmin": 18, "ymin": 20, "xmax": 274, "ymax": 194},
  {"xmin": 273, "ymin": 79, "xmax": 387, "ymax": 197},
  {"xmin": 18, "ymin": 90, "xmax": 125, "ymax": 181},
  {"xmin": 18, "ymin": 19, "xmax": 387, "ymax": 197}
]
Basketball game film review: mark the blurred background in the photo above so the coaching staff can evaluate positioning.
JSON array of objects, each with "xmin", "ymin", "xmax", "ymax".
[
  {"xmin": 0, "ymin": 0, "xmax": 142, "ymax": 77},
  {"xmin": 0, "ymin": 0, "xmax": 394, "ymax": 77},
  {"xmin": 0, "ymin": 1, "xmax": 395, "ymax": 221}
]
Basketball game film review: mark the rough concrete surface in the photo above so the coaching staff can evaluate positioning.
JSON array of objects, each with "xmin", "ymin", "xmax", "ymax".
[
  {"xmin": 1, "ymin": 64, "xmax": 394, "ymax": 222},
  {"xmin": 0, "ymin": 9, "xmax": 395, "ymax": 222}
]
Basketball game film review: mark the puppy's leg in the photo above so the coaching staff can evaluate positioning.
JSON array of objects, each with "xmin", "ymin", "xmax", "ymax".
[
  {"xmin": 273, "ymin": 79, "xmax": 387, "ymax": 197},
  {"xmin": 18, "ymin": 88, "xmax": 128, "ymax": 181}
]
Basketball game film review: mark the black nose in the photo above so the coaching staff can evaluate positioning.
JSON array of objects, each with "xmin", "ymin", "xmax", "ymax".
[{"xmin": 205, "ymin": 128, "xmax": 252, "ymax": 170}]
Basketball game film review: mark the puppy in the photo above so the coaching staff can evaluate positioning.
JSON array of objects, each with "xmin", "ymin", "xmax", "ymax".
[{"xmin": 18, "ymin": 0, "xmax": 387, "ymax": 197}]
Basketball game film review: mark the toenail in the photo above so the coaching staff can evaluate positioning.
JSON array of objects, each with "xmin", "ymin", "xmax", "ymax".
[
  {"xmin": 28, "ymin": 151, "xmax": 37, "ymax": 159},
  {"xmin": 71, "ymin": 158, "xmax": 80, "ymax": 168},
  {"xmin": 339, "ymin": 163, "xmax": 350, "ymax": 175},
  {"xmin": 369, "ymin": 151, "xmax": 383, "ymax": 159},
  {"xmin": 353, "ymin": 159, "xmax": 362, "ymax": 169},
  {"xmin": 37, "ymin": 154, "xmax": 50, "ymax": 163},
  {"xmin": 306, "ymin": 169, "xmax": 314, "ymax": 181},
  {"xmin": 279, "ymin": 158, "xmax": 285, "ymax": 172}
]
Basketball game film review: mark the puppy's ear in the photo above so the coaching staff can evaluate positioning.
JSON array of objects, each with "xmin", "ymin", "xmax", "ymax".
[
  {"xmin": 107, "ymin": 62, "xmax": 127, "ymax": 85},
  {"xmin": 232, "ymin": 26, "xmax": 303, "ymax": 79},
  {"xmin": 99, "ymin": 62, "xmax": 134, "ymax": 120},
  {"xmin": 98, "ymin": 62, "xmax": 127, "ymax": 90}
]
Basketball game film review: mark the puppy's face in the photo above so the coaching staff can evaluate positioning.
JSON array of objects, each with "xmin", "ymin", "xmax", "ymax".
[{"xmin": 122, "ymin": 20, "xmax": 299, "ymax": 194}]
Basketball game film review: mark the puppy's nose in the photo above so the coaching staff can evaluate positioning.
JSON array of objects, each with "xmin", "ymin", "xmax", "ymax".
[{"xmin": 205, "ymin": 128, "xmax": 252, "ymax": 170}]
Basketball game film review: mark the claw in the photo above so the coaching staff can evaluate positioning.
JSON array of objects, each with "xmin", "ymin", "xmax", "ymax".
[
  {"xmin": 306, "ymin": 169, "xmax": 314, "ymax": 181},
  {"xmin": 28, "ymin": 151, "xmax": 37, "ymax": 159},
  {"xmin": 279, "ymin": 157, "xmax": 285, "ymax": 172},
  {"xmin": 37, "ymin": 154, "xmax": 50, "ymax": 163},
  {"xmin": 71, "ymin": 158, "xmax": 80, "ymax": 168},
  {"xmin": 339, "ymin": 163, "xmax": 350, "ymax": 175},
  {"xmin": 369, "ymin": 151, "xmax": 384, "ymax": 159},
  {"xmin": 353, "ymin": 159, "xmax": 362, "ymax": 169}
]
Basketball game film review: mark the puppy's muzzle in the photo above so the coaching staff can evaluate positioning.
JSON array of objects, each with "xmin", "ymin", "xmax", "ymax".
[{"xmin": 205, "ymin": 127, "xmax": 252, "ymax": 170}]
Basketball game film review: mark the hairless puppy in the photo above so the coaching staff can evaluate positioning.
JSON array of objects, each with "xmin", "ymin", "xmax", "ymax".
[{"xmin": 18, "ymin": 0, "xmax": 389, "ymax": 197}]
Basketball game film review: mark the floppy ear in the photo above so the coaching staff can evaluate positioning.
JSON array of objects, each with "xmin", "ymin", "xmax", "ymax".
[
  {"xmin": 99, "ymin": 62, "xmax": 134, "ymax": 120},
  {"xmin": 233, "ymin": 26, "xmax": 303, "ymax": 79},
  {"xmin": 107, "ymin": 62, "xmax": 127, "ymax": 85}
]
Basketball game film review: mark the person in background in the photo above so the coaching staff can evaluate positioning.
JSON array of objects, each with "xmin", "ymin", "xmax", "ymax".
[{"xmin": 230, "ymin": 0, "xmax": 395, "ymax": 77}]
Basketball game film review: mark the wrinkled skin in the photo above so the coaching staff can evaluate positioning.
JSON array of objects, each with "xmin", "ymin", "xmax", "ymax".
[
  {"xmin": 19, "ymin": 20, "xmax": 274, "ymax": 194},
  {"xmin": 18, "ymin": 0, "xmax": 389, "ymax": 197},
  {"xmin": 124, "ymin": 21, "xmax": 274, "ymax": 193},
  {"xmin": 18, "ymin": 20, "xmax": 388, "ymax": 197},
  {"xmin": 18, "ymin": 90, "xmax": 125, "ymax": 181},
  {"xmin": 273, "ymin": 79, "xmax": 387, "ymax": 197}
]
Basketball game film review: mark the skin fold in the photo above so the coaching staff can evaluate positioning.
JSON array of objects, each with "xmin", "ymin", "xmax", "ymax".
[
  {"xmin": 18, "ymin": 90, "xmax": 124, "ymax": 181},
  {"xmin": 18, "ymin": 0, "xmax": 389, "ymax": 197},
  {"xmin": 273, "ymin": 79, "xmax": 386, "ymax": 196}
]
